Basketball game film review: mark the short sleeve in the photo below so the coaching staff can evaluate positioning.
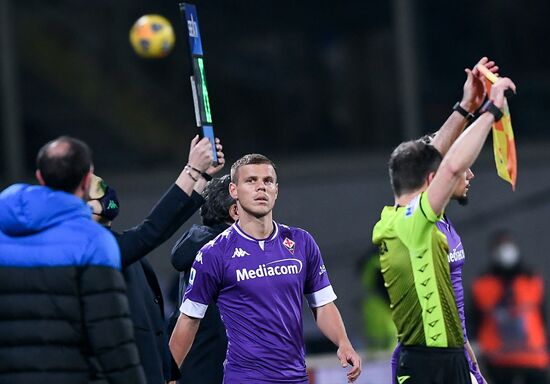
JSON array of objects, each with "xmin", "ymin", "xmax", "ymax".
[
  {"xmin": 419, "ymin": 191, "xmax": 440, "ymax": 223},
  {"xmin": 395, "ymin": 192, "xmax": 442, "ymax": 250},
  {"xmin": 179, "ymin": 242, "xmax": 223, "ymax": 319},
  {"xmin": 303, "ymin": 231, "xmax": 337, "ymax": 308}
]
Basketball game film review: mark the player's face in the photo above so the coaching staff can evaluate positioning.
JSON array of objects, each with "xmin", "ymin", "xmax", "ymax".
[
  {"xmin": 452, "ymin": 168, "xmax": 474, "ymax": 205},
  {"xmin": 230, "ymin": 164, "xmax": 278, "ymax": 219}
]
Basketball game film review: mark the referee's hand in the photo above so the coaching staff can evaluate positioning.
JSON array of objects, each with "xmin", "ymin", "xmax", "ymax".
[{"xmin": 337, "ymin": 343, "xmax": 362, "ymax": 382}]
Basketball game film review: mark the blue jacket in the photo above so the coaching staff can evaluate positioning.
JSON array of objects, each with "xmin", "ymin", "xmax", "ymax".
[{"xmin": 0, "ymin": 184, "xmax": 145, "ymax": 384}]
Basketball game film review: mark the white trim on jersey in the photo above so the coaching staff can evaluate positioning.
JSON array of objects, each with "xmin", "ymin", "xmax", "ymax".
[
  {"xmin": 233, "ymin": 221, "xmax": 279, "ymax": 243},
  {"xmin": 305, "ymin": 285, "xmax": 337, "ymax": 308},
  {"xmin": 180, "ymin": 298, "xmax": 208, "ymax": 319}
]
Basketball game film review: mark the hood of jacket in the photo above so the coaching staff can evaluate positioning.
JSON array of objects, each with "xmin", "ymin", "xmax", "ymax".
[
  {"xmin": 0, "ymin": 184, "xmax": 91, "ymax": 236},
  {"xmin": 171, "ymin": 222, "xmax": 229, "ymax": 271}
]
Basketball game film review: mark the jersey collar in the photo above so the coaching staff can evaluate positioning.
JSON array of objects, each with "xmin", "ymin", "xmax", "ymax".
[{"xmin": 232, "ymin": 220, "xmax": 279, "ymax": 243}]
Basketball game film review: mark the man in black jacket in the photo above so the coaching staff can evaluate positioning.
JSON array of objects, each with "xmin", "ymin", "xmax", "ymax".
[
  {"xmin": 89, "ymin": 135, "xmax": 225, "ymax": 384},
  {"xmin": 170, "ymin": 174, "xmax": 237, "ymax": 384},
  {"xmin": 0, "ymin": 136, "xmax": 146, "ymax": 384}
]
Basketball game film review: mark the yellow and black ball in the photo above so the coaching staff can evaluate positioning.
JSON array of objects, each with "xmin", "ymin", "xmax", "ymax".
[{"xmin": 129, "ymin": 14, "xmax": 175, "ymax": 58}]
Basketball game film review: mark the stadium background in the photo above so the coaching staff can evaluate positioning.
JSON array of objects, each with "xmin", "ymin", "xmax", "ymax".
[{"xmin": 2, "ymin": 1, "xmax": 550, "ymax": 383}]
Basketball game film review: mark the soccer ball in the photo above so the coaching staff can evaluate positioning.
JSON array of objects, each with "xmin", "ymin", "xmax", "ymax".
[{"xmin": 129, "ymin": 14, "xmax": 175, "ymax": 58}]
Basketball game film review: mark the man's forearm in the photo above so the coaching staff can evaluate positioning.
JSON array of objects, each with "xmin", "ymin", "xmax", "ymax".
[
  {"xmin": 432, "ymin": 109, "xmax": 470, "ymax": 156},
  {"xmin": 169, "ymin": 313, "xmax": 201, "ymax": 367},
  {"xmin": 175, "ymin": 168, "xmax": 199, "ymax": 196},
  {"xmin": 313, "ymin": 302, "xmax": 351, "ymax": 347},
  {"xmin": 442, "ymin": 112, "xmax": 494, "ymax": 174}
]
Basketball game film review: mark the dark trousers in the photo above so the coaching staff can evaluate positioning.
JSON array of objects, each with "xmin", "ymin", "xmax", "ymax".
[{"xmin": 396, "ymin": 346, "xmax": 471, "ymax": 384}]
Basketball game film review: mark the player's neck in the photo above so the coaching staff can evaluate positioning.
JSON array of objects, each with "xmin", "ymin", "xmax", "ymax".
[
  {"xmin": 395, "ymin": 188, "xmax": 425, "ymax": 207},
  {"xmin": 238, "ymin": 214, "xmax": 274, "ymax": 240}
]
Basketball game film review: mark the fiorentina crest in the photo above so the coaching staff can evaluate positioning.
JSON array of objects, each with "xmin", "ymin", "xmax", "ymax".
[{"xmin": 282, "ymin": 237, "xmax": 295, "ymax": 255}]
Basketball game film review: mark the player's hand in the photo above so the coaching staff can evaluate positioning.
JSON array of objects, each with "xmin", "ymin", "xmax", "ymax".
[
  {"xmin": 188, "ymin": 135, "xmax": 214, "ymax": 173},
  {"xmin": 490, "ymin": 77, "xmax": 516, "ymax": 109},
  {"xmin": 461, "ymin": 57, "xmax": 499, "ymax": 113},
  {"xmin": 204, "ymin": 138, "xmax": 225, "ymax": 176},
  {"xmin": 337, "ymin": 343, "xmax": 362, "ymax": 382},
  {"xmin": 472, "ymin": 56, "xmax": 499, "ymax": 78}
]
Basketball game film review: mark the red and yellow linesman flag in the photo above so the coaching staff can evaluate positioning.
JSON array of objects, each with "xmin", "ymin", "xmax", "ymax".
[{"xmin": 477, "ymin": 63, "xmax": 517, "ymax": 190}]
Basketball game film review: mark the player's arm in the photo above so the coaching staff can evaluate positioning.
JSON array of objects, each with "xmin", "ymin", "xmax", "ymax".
[
  {"xmin": 431, "ymin": 57, "xmax": 499, "ymax": 156},
  {"xmin": 312, "ymin": 302, "xmax": 362, "ymax": 383},
  {"xmin": 116, "ymin": 136, "xmax": 224, "ymax": 267},
  {"xmin": 170, "ymin": 242, "xmax": 222, "ymax": 368},
  {"xmin": 169, "ymin": 312, "xmax": 201, "ymax": 367},
  {"xmin": 427, "ymin": 77, "xmax": 516, "ymax": 216},
  {"xmin": 465, "ymin": 340, "xmax": 487, "ymax": 384}
]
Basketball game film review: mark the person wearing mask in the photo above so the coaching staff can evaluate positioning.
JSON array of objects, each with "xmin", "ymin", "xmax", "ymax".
[
  {"xmin": 89, "ymin": 135, "xmax": 225, "ymax": 384},
  {"xmin": 471, "ymin": 230, "xmax": 549, "ymax": 384},
  {"xmin": 0, "ymin": 136, "xmax": 145, "ymax": 384}
]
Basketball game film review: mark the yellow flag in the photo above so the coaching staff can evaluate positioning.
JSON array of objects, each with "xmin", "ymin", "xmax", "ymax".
[{"xmin": 477, "ymin": 64, "xmax": 517, "ymax": 190}]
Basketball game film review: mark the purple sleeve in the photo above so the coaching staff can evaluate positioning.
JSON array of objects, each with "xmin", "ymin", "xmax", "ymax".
[
  {"xmin": 303, "ymin": 231, "xmax": 337, "ymax": 307},
  {"xmin": 391, "ymin": 342, "xmax": 401, "ymax": 384},
  {"xmin": 180, "ymin": 242, "xmax": 223, "ymax": 318},
  {"xmin": 303, "ymin": 231, "xmax": 331, "ymax": 294},
  {"xmin": 464, "ymin": 347, "xmax": 485, "ymax": 384}
]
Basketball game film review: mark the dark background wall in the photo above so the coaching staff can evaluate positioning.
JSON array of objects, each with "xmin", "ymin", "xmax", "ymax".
[{"xmin": 2, "ymin": 0, "xmax": 550, "ymax": 347}]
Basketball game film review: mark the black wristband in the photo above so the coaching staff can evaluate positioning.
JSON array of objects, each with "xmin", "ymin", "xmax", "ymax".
[
  {"xmin": 479, "ymin": 100, "xmax": 503, "ymax": 122},
  {"xmin": 186, "ymin": 164, "xmax": 212, "ymax": 181},
  {"xmin": 453, "ymin": 102, "xmax": 475, "ymax": 122},
  {"xmin": 183, "ymin": 167, "xmax": 198, "ymax": 182}
]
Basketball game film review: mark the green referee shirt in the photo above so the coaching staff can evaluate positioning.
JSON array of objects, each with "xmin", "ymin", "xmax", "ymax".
[{"xmin": 372, "ymin": 192, "xmax": 464, "ymax": 348}]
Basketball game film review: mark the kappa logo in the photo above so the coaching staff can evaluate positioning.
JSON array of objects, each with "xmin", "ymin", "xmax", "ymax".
[
  {"xmin": 319, "ymin": 264, "xmax": 327, "ymax": 276},
  {"xmin": 282, "ymin": 237, "xmax": 295, "ymax": 255},
  {"xmin": 195, "ymin": 251, "xmax": 203, "ymax": 264},
  {"xmin": 232, "ymin": 248, "xmax": 250, "ymax": 258}
]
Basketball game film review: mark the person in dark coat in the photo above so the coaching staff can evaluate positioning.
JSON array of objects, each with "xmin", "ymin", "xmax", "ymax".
[
  {"xmin": 89, "ymin": 135, "xmax": 225, "ymax": 384},
  {"xmin": 170, "ymin": 174, "xmax": 237, "ymax": 384},
  {"xmin": 0, "ymin": 136, "xmax": 146, "ymax": 384}
]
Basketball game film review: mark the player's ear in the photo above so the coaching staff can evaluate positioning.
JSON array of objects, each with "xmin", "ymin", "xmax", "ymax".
[
  {"xmin": 35, "ymin": 170, "xmax": 45, "ymax": 185},
  {"xmin": 229, "ymin": 182, "xmax": 238, "ymax": 199},
  {"xmin": 229, "ymin": 203, "xmax": 238, "ymax": 221},
  {"xmin": 80, "ymin": 171, "xmax": 93, "ymax": 195},
  {"xmin": 426, "ymin": 171, "xmax": 436, "ymax": 185}
]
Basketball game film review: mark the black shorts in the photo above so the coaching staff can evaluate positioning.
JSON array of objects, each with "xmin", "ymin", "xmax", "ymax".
[{"xmin": 396, "ymin": 345, "xmax": 471, "ymax": 384}]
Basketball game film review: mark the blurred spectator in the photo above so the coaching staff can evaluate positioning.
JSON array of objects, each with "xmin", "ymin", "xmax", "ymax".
[
  {"xmin": 471, "ymin": 230, "xmax": 549, "ymax": 384},
  {"xmin": 88, "ymin": 136, "xmax": 224, "ymax": 384},
  {"xmin": 358, "ymin": 248, "xmax": 396, "ymax": 352},
  {"xmin": 0, "ymin": 136, "xmax": 145, "ymax": 384}
]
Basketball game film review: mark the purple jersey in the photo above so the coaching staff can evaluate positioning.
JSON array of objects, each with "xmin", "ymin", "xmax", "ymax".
[
  {"xmin": 392, "ymin": 216, "xmax": 484, "ymax": 384},
  {"xmin": 437, "ymin": 216, "xmax": 468, "ymax": 339},
  {"xmin": 180, "ymin": 221, "xmax": 336, "ymax": 383}
]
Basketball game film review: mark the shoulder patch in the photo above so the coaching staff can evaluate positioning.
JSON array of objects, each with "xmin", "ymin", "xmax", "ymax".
[{"xmin": 405, "ymin": 195, "xmax": 421, "ymax": 218}]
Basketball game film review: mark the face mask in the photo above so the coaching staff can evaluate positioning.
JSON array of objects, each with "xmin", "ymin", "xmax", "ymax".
[
  {"xmin": 493, "ymin": 243, "xmax": 520, "ymax": 269},
  {"xmin": 90, "ymin": 184, "xmax": 120, "ymax": 221}
]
